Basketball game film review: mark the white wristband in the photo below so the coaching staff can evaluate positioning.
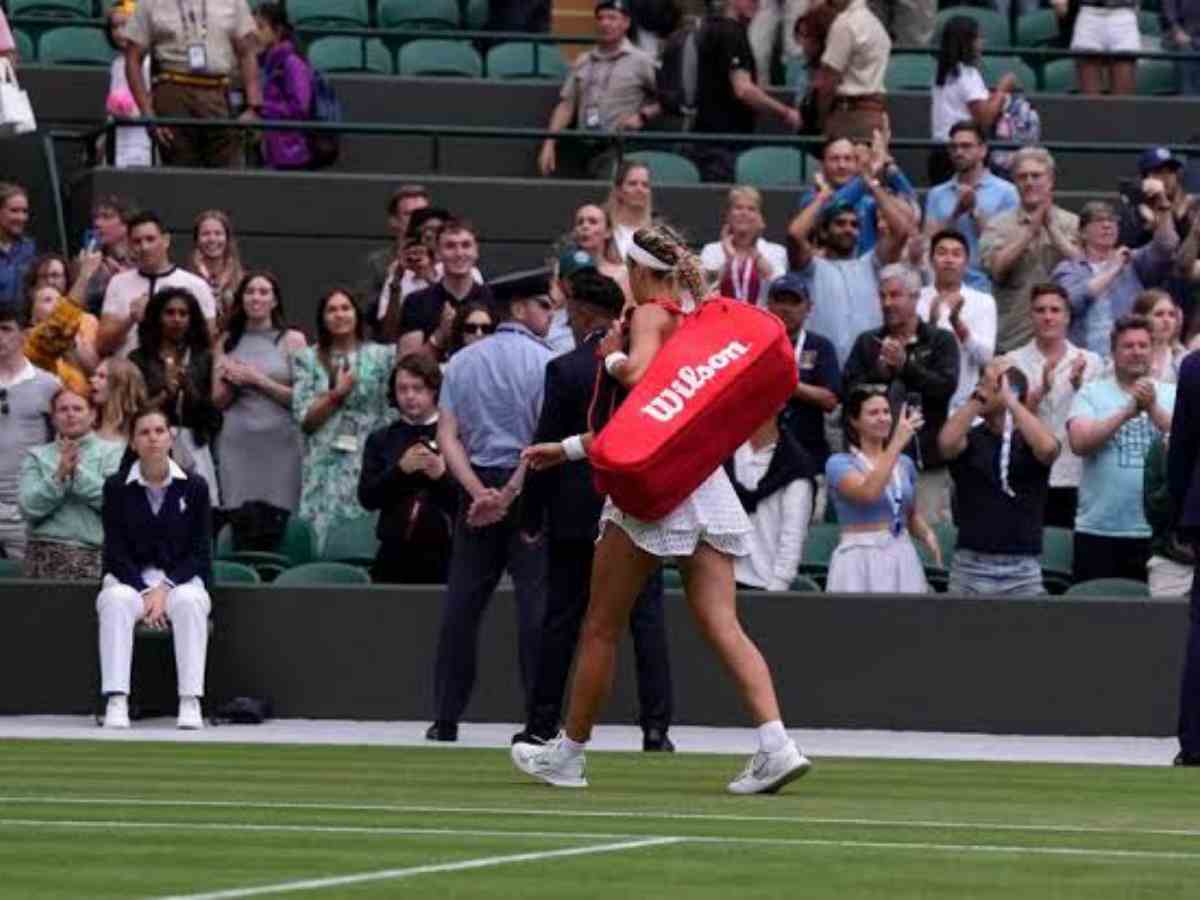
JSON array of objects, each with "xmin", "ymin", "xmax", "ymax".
[
  {"xmin": 604, "ymin": 351, "xmax": 629, "ymax": 377},
  {"xmin": 561, "ymin": 435, "xmax": 587, "ymax": 461}
]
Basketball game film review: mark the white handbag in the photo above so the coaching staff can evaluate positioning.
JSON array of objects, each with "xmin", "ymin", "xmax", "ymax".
[{"xmin": 0, "ymin": 58, "xmax": 36, "ymax": 136}]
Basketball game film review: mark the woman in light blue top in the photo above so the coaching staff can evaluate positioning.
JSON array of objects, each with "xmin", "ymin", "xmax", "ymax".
[{"xmin": 825, "ymin": 384, "xmax": 940, "ymax": 593}]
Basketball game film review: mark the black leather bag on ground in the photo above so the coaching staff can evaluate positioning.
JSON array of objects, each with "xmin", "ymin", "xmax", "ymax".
[
  {"xmin": 228, "ymin": 501, "xmax": 289, "ymax": 553},
  {"xmin": 212, "ymin": 696, "xmax": 273, "ymax": 724}
]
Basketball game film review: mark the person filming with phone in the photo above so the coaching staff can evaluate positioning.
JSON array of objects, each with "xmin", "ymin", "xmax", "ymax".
[{"xmin": 842, "ymin": 264, "xmax": 960, "ymax": 524}]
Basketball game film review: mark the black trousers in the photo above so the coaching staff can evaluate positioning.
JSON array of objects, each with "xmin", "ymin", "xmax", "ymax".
[
  {"xmin": 1071, "ymin": 532, "xmax": 1151, "ymax": 584},
  {"xmin": 1179, "ymin": 543, "xmax": 1200, "ymax": 755},
  {"xmin": 1043, "ymin": 487, "xmax": 1078, "ymax": 530},
  {"xmin": 525, "ymin": 538, "xmax": 673, "ymax": 738},
  {"xmin": 433, "ymin": 468, "xmax": 547, "ymax": 724}
]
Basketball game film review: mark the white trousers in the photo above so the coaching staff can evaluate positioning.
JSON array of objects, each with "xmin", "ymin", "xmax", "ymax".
[{"xmin": 97, "ymin": 574, "xmax": 211, "ymax": 697}]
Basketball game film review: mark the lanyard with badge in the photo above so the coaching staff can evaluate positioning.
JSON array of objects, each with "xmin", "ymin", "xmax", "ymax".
[
  {"xmin": 176, "ymin": 0, "xmax": 209, "ymax": 72},
  {"xmin": 331, "ymin": 351, "xmax": 360, "ymax": 454},
  {"xmin": 794, "ymin": 329, "xmax": 817, "ymax": 377},
  {"xmin": 852, "ymin": 447, "xmax": 905, "ymax": 536},
  {"xmin": 582, "ymin": 53, "xmax": 617, "ymax": 129}
]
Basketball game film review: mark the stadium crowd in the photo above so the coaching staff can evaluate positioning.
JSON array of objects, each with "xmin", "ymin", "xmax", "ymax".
[{"xmin": 0, "ymin": 0, "xmax": 1198, "ymax": 750}]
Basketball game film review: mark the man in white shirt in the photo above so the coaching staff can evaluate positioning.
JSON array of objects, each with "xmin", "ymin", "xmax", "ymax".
[
  {"xmin": 916, "ymin": 229, "xmax": 997, "ymax": 412},
  {"xmin": 96, "ymin": 210, "xmax": 215, "ymax": 358}
]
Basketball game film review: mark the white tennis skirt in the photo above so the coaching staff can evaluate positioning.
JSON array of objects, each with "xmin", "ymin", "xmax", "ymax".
[
  {"xmin": 826, "ymin": 530, "xmax": 930, "ymax": 594},
  {"xmin": 599, "ymin": 466, "xmax": 751, "ymax": 559}
]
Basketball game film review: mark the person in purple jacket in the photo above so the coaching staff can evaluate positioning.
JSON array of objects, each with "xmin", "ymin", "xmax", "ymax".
[{"xmin": 253, "ymin": 3, "xmax": 313, "ymax": 170}]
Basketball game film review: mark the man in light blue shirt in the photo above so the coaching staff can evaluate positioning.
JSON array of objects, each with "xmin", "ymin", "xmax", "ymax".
[
  {"xmin": 923, "ymin": 122, "xmax": 1019, "ymax": 294},
  {"xmin": 1066, "ymin": 315, "xmax": 1174, "ymax": 584},
  {"xmin": 431, "ymin": 269, "xmax": 555, "ymax": 744}
]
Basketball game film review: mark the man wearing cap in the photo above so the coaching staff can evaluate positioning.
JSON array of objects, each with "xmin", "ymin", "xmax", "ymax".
[
  {"xmin": 397, "ymin": 220, "xmax": 491, "ymax": 356},
  {"xmin": 538, "ymin": 1, "xmax": 660, "ymax": 179},
  {"xmin": 123, "ymin": 0, "xmax": 263, "ymax": 168},
  {"xmin": 1121, "ymin": 148, "xmax": 1198, "ymax": 249},
  {"xmin": 429, "ymin": 269, "xmax": 555, "ymax": 743},
  {"xmin": 546, "ymin": 246, "xmax": 601, "ymax": 356},
  {"xmin": 517, "ymin": 269, "xmax": 674, "ymax": 752},
  {"xmin": 787, "ymin": 170, "xmax": 912, "ymax": 368}
]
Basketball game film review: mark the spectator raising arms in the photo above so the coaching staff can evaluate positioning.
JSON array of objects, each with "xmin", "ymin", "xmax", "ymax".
[
  {"xmin": 89, "ymin": 357, "xmax": 148, "ymax": 447},
  {"xmin": 19, "ymin": 388, "xmax": 124, "ymax": 579},
  {"xmin": 357, "ymin": 353, "xmax": 456, "ymax": 585},
  {"xmin": 214, "ymin": 272, "xmax": 306, "ymax": 517},
  {"xmin": 606, "ymin": 161, "xmax": 653, "ymax": 259},
  {"xmin": 98, "ymin": 407, "xmax": 213, "ymax": 731},
  {"xmin": 825, "ymin": 385, "xmax": 939, "ymax": 593},
  {"xmin": 254, "ymin": 3, "xmax": 314, "ymax": 172},
  {"xmin": 292, "ymin": 289, "xmax": 396, "ymax": 552},
  {"xmin": 360, "ymin": 185, "xmax": 431, "ymax": 332},
  {"xmin": 188, "ymin": 209, "xmax": 244, "ymax": 329},
  {"xmin": 80, "ymin": 194, "xmax": 133, "ymax": 316},
  {"xmin": 700, "ymin": 186, "xmax": 788, "ymax": 306},
  {"xmin": 128, "ymin": 287, "xmax": 223, "ymax": 507}
]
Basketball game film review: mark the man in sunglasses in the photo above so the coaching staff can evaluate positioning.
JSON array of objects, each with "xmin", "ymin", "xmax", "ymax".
[{"xmin": 0, "ymin": 304, "xmax": 60, "ymax": 561}]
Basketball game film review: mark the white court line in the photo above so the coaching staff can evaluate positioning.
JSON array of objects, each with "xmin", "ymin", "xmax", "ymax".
[
  {"xmin": 3, "ymin": 818, "xmax": 1200, "ymax": 864},
  {"xmin": 2, "ymin": 796, "xmax": 1199, "ymax": 839},
  {"xmin": 154, "ymin": 836, "xmax": 682, "ymax": 900}
]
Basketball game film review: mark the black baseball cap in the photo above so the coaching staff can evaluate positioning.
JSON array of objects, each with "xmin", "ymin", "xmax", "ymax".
[{"xmin": 595, "ymin": 0, "xmax": 631, "ymax": 14}]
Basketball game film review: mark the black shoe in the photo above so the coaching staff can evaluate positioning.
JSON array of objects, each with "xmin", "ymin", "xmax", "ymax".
[
  {"xmin": 643, "ymin": 728, "xmax": 675, "ymax": 752},
  {"xmin": 425, "ymin": 721, "xmax": 458, "ymax": 742},
  {"xmin": 1174, "ymin": 751, "xmax": 1200, "ymax": 766},
  {"xmin": 511, "ymin": 728, "xmax": 554, "ymax": 746}
]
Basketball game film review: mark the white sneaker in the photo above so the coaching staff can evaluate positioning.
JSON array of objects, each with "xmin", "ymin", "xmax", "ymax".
[
  {"xmin": 727, "ymin": 740, "xmax": 811, "ymax": 795},
  {"xmin": 103, "ymin": 694, "xmax": 130, "ymax": 729},
  {"xmin": 511, "ymin": 733, "xmax": 588, "ymax": 788},
  {"xmin": 177, "ymin": 696, "xmax": 203, "ymax": 730}
]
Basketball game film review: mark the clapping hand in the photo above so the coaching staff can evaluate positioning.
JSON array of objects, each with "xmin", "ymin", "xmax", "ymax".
[
  {"xmin": 1132, "ymin": 377, "xmax": 1157, "ymax": 412},
  {"xmin": 879, "ymin": 336, "xmax": 907, "ymax": 371},
  {"xmin": 1068, "ymin": 354, "xmax": 1087, "ymax": 390},
  {"xmin": 894, "ymin": 404, "xmax": 925, "ymax": 446}
]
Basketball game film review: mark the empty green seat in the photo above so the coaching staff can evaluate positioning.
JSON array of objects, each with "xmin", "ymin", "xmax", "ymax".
[
  {"xmin": 486, "ymin": 41, "xmax": 570, "ymax": 80},
  {"xmin": 979, "ymin": 54, "xmax": 1038, "ymax": 92},
  {"xmin": 934, "ymin": 7, "xmax": 1011, "ymax": 49},
  {"xmin": 379, "ymin": 0, "xmax": 460, "ymax": 29},
  {"xmin": 307, "ymin": 36, "xmax": 393, "ymax": 74},
  {"xmin": 0, "ymin": 559, "xmax": 24, "ymax": 579},
  {"xmin": 1039, "ymin": 526, "xmax": 1074, "ymax": 582},
  {"xmin": 287, "ymin": 0, "xmax": 369, "ymax": 27},
  {"xmin": 216, "ymin": 516, "xmax": 318, "ymax": 579},
  {"xmin": 397, "ymin": 39, "xmax": 483, "ymax": 78},
  {"xmin": 464, "ymin": 0, "xmax": 489, "ymax": 29},
  {"xmin": 14, "ymin": 29, "xmax": 35, "ymax": 62},
  {"xmin": 616, "ymin": 150, "xmax": 700, "ymax": 185},
  {"xmin": 884, "ymin": 54, "xmax": 936, "ymax": 91},
  {"xmin": 1138, "ymin": 11, "xmax": 1163, "ymax": 36},
  {"xmin": 38, "ymin": 26, "xmax": 113, "ymax": 66},
  {"xmin": 1040, "ymin": 58, "xmax": 1077, "ymax": 93},
  {"xmin": 320, "ymin": 515, "xmax": 380, "ymax": 567},
  {"xmin": 9, "ymin": 0, "xmax": 92, "ymax": 17},
  {"xmin": 735, "ymin": 146, "xmax": 806, "ymax": 187},
  {"xmin": 1064, "ymin": 578, "xmax": 1150, "ymax": 598},
  {"xmin": 662, "ymin": 565, "xmax": 684, "ymax": 590},
  {"xmin": 213, "ymin": 560, "xmax": 261, "ymax": 585},
  {"xmin": 1015, "ymin": 9, "xmax": 1059, "ymax": 48},
  {"xmin": 797, "ymin": 522, "xmax": 840, "ymax": 584},
  {"xmin": 916, "ymin": 521, "xmax": 957, "ymax": 570},
  {"xmin": 1136, "ymin": 59, "xmax": 1179, "ymax": 95},
  {"xmin": 273, "ymin": 561, "xmax": 372, "ymax": 586},
  {"xmin": 789, "ymin": 574, "xmax": 822, "ymax": 593}
]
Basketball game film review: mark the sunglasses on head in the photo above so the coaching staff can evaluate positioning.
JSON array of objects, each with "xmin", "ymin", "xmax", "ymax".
[
  {"xmin": 850, "ymin": 383, "xmax": 888, "ymax": 399},
  {"xmin": 463, "ymin": 322, "xmax": 494, "ymax": 335}
]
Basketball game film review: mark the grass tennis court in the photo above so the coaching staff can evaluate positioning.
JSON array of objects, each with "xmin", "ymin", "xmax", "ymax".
[{"xmin": 1, "ymin": 738, "xmax": 1198, "ymax": 899}]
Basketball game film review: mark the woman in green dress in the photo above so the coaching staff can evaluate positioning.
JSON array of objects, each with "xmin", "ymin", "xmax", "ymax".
[{"xmin": 292, "ymin": 288, "xmax": 396, "ymax": 551}]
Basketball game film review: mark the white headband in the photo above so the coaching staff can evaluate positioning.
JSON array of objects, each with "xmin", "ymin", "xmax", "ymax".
[{"xmin": 627, "ymin": 242, "xmax": 674, "ymax": 272}]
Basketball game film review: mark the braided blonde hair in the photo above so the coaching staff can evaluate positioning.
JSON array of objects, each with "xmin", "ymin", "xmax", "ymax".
[{"xmin": 630, "ymin": 225, "xmax": 710, "ymax": 305}]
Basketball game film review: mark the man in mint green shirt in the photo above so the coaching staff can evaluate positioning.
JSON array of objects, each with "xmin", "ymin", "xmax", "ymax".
[{"xmin": 18, "ymin": 389, "xmax": 124, "ymax": 578}]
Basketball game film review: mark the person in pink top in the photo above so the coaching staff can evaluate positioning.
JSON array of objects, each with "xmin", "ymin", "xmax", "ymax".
[{"xmin": 0, "ymin": 9, "xmax": 17, "ymax": 61}]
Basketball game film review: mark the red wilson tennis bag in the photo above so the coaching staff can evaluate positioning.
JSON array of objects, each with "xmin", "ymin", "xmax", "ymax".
[{"xmin": 590, "ymin": 298, "xmax": 798, "ymax": 521}]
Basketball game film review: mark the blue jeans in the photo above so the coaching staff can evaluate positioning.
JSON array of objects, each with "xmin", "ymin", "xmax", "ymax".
[{"xmin": 949, "ymin": 549, "xmax": 1046, "ymax": 596}]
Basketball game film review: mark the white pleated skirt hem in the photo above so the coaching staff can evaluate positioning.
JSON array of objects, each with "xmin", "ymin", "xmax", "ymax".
[{"xmin": 826, "ymin": 530, "xmax": 930, "ymax": 594}]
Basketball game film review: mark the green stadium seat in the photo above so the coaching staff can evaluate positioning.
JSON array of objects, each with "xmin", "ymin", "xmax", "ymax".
[
  {"xmin": 273, "ymin": 561, "xmax": 372, "ymax": 586},
  {"xmin": 1039, "ymin": 526, "xmax": 1074, "ymax": 584},
  {"xmin": 782, "ymin": 56, "xmax": 806, "ymax": 88},
  {"xmin": 9, "ymin": 0, "xmax": 92, "ymax": 17},
  {"xmin": 397, "ymin": 39, "xmax": 483, "ymax": 78},
  {"xmin": 735, "ymin": 146, "xmax": 806, "ymax": 187},
  {"xmin": 789, "ymin": 574, "xmax": 822, "ymax": 593},
  {"xmin": 1138, "ymin": 10, "xmax": 1162, "ymax": 36},
  {"xmin": 216, "ymin": 516, "xmax": 318, "ymax": 580},
  {"xmin": 0, "ymin": 559, "xmax": 23, "ymax": 578},
  {"xmin": 307, "ymin": 36, "xmax": 393, "ymax": 74},
  {"xmin": 38, "ymin": 26, "xmax": 113, "ymax": 66},
  {"xmin": 1064, "ymin": 578, "xmax": 1150, "ymax": 598},
  {"xmin": 1040, "ymin": 58, "xmax": 1078, "ymax": 93},
  {"xmin": 320, "ymin": 515, "xmax": 380, "ymax": 567},
  {"xmin": 615, "ymin": 150, "xmax": 700, "ymax": 185},
  {"xmin": 379, "ymin": 0, "xmax": 460, "ymax": 29},
  {"xmin": 916, "ymin": 521, "xmax": 957, "ymax": 570},
  {"xmin": 979, "ymin": 54, "xmax": 1038, "ymax": 92},
  {"xmin": 14, "ymin": 28, "xmax": 35, "ymax": 62},
  {"xmin": 1015, "ymin": 9, "xmax": 1059, "ymax": 48},
  {"xmin": 662, "ymin": 565, "xmax": 684, "ymax": 590},
  {"xmin": 213, "ymin": 560, "xmax": 262, "ymax": 585},
  {"xmin": 486, "ymin": 41, "xmax": 570, "ymax": 80},
  {"xmin": 464, "ymin": 0, "xmax": 489, "ymax": 29},
  {"xmin": 884, "ymin": 54, "xmax": 936, "ymax": 91},
  {"xmin": 1136, "ymin": 59, "xmax": 1179, "ymax": 95},
  {"xmin": 798, "ymin": 522, "xmax": 840, "ymax": 584},
  {"xmin": 934, "ymin": 7, "xmax": 1011, "ymax": 49},
  {"xmin": 287, "ymin": 0, "xmax": 369, "ymax": 28}
]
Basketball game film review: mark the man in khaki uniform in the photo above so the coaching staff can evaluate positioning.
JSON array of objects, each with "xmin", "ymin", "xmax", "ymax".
[
  {"xmin": 124, "ymin": 0, "xmax": 262, "ymax": 168},
  {"xmin": 538, "ymin": 0, "xmax": 660, "ymax": 179},
  {"xmin": 814, "ymin": 0, "xmax": 891, "ymax": 140}
]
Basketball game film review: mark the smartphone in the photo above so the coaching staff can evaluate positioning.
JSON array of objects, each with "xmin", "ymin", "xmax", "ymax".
[
  {"xmin": 905, "ymin": 392, "xmax": 923, "ymax": 415},
  {"xmin": 81, "ymin": 228, "xmax": 99, "ymax": 252},
  {"xmin": 421, "ymin": 438, "xmax": 439, "ymax": 453}
]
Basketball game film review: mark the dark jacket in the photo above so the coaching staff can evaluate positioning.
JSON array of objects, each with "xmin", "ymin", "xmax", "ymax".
[
  {"xmin": 357, "ymin": 416, "xmax": 458, "ymax": 549},
  {"xmin": 522, "ymin": 331, "xmax": 607, "ymax": 542},
  {"xmin": 128, "ymin": 345, "xmax": 223, "ymax": 448},
  {"xmin": 842, "ymin": 320, "xmax": 960, "ymax": 469},
  {"xmin": 101, "ymin": 467, "xmax": 213, "ymax": 591},
  {"xmin": 1168, "ymin": 351, "xmax": 1200, "ymax": 541}
]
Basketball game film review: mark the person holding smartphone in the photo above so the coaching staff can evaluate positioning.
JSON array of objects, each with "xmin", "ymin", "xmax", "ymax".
[
  {"xmin": 842, "ymin": 263, "xmax": 960, "ymax": 525},
  {"xmin": 357, "ymin": 354, "xmax": 456, "ymax": 584}
]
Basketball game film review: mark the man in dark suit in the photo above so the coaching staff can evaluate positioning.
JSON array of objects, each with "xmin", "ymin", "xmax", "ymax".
[
  {"xmin": 518, "ymin": 264, "xmax": 674, "ymax": 751},
  {"xmin": 1169, "ymin": 350, "xmax": 1200, "ymax": 766}
]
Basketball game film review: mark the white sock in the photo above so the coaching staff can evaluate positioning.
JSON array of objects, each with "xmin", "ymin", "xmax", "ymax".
[
  {"xmin": 757, "ymin": 720, "xmax": 788, "ymax": 753},
  {"xmin": 560, "ymin": 733, "xmax": 587, "ymax": 755}
]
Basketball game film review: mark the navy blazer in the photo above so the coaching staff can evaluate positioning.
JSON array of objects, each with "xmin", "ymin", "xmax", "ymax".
[
  {"xmin": 522, "ymin": 331, "xmax": 606, "ymax": 542},
  {"xmin": 1168, "ymin": 351, "xmax": 1200, "ymax": 539},
  {"xmin": 101, "ymin": 467, "xmax": 213, "ymax": 591}
]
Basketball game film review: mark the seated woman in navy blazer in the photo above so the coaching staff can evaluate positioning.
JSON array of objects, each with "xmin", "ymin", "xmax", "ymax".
[{"xmin": 98, "ymin": 407, "xmax": 213, "ymax": 731}]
